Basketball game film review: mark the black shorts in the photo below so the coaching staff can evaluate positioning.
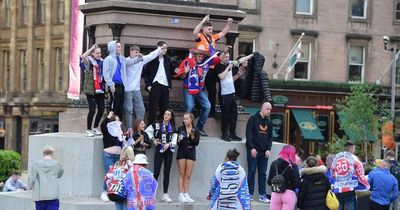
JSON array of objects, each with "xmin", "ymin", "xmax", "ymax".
[{"xmin": 176, "ymin": 147, "xmax": 196, "ymax": 161}]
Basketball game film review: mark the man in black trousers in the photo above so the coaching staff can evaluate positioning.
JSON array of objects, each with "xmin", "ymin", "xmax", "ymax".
[{"xmin": 143, "ymin": 41, "xmax": 173, "ymax": 125}]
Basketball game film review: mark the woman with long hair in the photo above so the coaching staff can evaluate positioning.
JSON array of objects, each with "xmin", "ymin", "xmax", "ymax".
[
  {"xmin": 145, "ymin": 109, "xmax": 177, "ymax": 203},
  {"xmin": 100, "ymin": 111, "xmax": 124, "ymax": 201},
  {"xmin": 132, "ymin": 119, "xmax": 151, "ymax": 155},
  {"xmin": 176, "ymin": 112, "xmax": 200, "ymax": 203},
  {"xmin": 81, "ymin": 44, "xmax": 105, "ymax": 137},
  {"xmin": 267, "ymin": 145, "xmax": 300, "ymax": 210},
  {"xmin": 208, "ymin": 148, "xmax": 250, "ymax": 210}
]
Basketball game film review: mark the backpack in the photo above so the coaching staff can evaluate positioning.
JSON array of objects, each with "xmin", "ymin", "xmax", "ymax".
[
  {"xmin": 271, "ymin": 163, "xmax": 289, "ymax": 193},
  {"xmin": 105, "ymin": 160, "xmax": 131, "ymax": 202}
]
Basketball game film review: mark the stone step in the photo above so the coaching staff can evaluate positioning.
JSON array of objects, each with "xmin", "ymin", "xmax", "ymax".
[
  {"xmin": 26, "ymin": 133, "xmax": 285, "ymax": 199},
  {"xmin": 0, "ymin": 133, "xmax": 285, "ymax": 209},
  {"xmin": 0, "ymin": 191, "xmax": 271, "ymax": 210}
]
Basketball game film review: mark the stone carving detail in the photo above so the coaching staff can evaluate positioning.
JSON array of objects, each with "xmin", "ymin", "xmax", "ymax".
[{"xmin": 108, "ymin": 23, "xmax": 125, "ymax": 41}]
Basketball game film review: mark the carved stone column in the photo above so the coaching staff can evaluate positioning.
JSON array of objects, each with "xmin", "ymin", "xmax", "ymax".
[
  {"xmin": 225, "ymin": 32, "xmax": 240, "ymax": 60},
  {"xmin": 108, "ymin": 23, "xmax": 125, "ymax": 41},
  {"xmin": 87, "ymin": 25, "xmax": 96, "ymax": 46}
]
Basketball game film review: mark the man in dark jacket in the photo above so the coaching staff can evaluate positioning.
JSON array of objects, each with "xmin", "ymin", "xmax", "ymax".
[
  {"xmin": 143, "ymin": 41, "xmax": 174, "ymax": 125},
  {"xmin": 245, "ymin": 102, "xmax": 273, "ymax": 202}
]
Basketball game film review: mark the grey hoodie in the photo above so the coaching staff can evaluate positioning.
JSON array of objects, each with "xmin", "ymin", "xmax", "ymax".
[
  {"xmin": 28, "ymin": 159, "xmax": 64, "ymax": 201},
  {"xmin": 103, "ymin": 40, "xmax": 141, "ymax": 88}
]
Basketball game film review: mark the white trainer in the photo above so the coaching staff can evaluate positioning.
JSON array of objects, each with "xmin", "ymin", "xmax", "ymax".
[
  {"xmin": 162, "ymin": 193, "xmax": 172, "ymax": 203},
  {"xmin": 100, "ymin": 192, "xmax": 110, "ymax": 202},
  {"xmin": 86, "ymin": 130, "xmax": 95, "ymax": 137},
  {"xmin": 92, "ymin": 128, "xmax": 102, "ymax": 135},
  {"xmin": 178, "ymin": 193, "xmax": 187, "ymax": 203},
  {"xmin": 184, "ymin": 193, "xmax": 194, "ymax": 203}
]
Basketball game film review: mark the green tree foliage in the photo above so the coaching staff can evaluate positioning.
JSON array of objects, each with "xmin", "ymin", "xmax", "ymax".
[
  {"xmin": 0, "ymin": 150, "xmax": 21, "ymax": 182},
  {"xmin": 335, "ymin": 84, "xmax": 381, "ymax": 162}
]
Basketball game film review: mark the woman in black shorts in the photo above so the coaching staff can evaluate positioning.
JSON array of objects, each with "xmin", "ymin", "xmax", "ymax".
[{"xmin": 176, "ymin": 112, "xmax": 199, "ymax": 203}]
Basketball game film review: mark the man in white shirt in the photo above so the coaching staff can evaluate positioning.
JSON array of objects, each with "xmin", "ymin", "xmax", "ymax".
[
  {"xmin": 124, "ymin": 44, "xmax": 167, "ymax": 130},
  {"xmin": 216, "ymin": 52, "xmax": 253, "ymax": 142},
  {"xmin": 143, "ymin": 41, "xmax": 174, "ymax": 125}
]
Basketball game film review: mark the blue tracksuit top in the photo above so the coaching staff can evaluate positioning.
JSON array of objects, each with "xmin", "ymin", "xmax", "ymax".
[{"xmin": 368, "ymin": 167, "xmax": 399, "ymax": 205}]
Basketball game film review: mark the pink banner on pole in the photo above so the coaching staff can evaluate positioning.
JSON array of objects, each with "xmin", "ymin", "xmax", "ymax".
[{"xmin": 67, "ymin": 0, "xmax": 84, "ymax": 100}]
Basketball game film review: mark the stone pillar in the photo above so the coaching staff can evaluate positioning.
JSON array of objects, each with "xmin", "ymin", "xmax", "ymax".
[
  {"xmin": 108, "ymin": 23, "xmax": 125, "ymax": 41},
  {"xmin": 63, "ymin": 0, "xmax": 71, "ymax": 93},
  {"xmin": 44, "ymin": 0, "xmax": 53, "ymax": 93},
  {"xmin": 4, "ymin": 105, "xmax": 15, "ymax": 150},
  {"xmin": 225, "ymin": 32, "xmax": 240, "ymax": 60},
  {"xmin": 9, "ymin": 0, "xmax": 17, "ymax": 93},
  {"xmin": 87, "ymin": 25, "xmax": 96, "ymax": 46},
  {"xmin": 26, "ymin": 0, "xmax": 34, "ymax": 93},
  {"xmin": 21, "ymin": 105, "xmax": 30, "ymax": 168}
]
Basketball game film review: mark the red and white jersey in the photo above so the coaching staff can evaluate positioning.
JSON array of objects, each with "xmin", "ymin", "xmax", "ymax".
[{"xmin": 330, "ymin": 152, "xmax": 369, "ymax": 193}]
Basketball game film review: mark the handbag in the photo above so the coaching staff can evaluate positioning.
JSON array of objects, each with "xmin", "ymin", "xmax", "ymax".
[{"xmin": 326, "ymin": 189, "xmax": 339, "ymax": 210}]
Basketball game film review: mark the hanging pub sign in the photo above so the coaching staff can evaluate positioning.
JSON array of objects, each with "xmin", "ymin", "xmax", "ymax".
[{"xmin": 272, "ymin": 95, "xmax": 288, "ymax": 107}]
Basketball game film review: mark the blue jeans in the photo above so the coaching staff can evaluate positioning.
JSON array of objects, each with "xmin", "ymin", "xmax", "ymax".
[
  {"xmin": 183, "ymin": 89, "xmax": 210, "ymax": 130},
  {"xmin": 124, "ymin": 90, "xmax": 145, "ymax": 129},
  {"xmin": 337, "ymin": 192, "xmax": 357, "ymax": 210},
  {"xmin": 115, "ymin": 201, "xmax": 127, "ymax": 210},
  {"xmin": 247, "ymin": 149, "xmax": 269, "ymax": 196},
  {"xmin": 35, "ymin": 199, "xmax": 59, "ymax": 210},
  {"xmin": 103, "ymin": 152, "xmax": 120, "ymax": 190}
]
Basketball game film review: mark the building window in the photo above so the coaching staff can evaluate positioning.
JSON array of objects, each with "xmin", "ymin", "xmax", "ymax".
[
  {"xmin": 3, "ymin": 51, "xmax": 10, "ymax": 92},
  {"xmin": 20, "ymin": 50, "xmax": 27, "ymax": 91},
  {"xmin": 296, "ymin": 0, "xmax": 313, "ymax": 15},
  {"xmin": 4, "ymin": 0, "xmax": 11, "ymax": 27},
  {"xmin": 239, "ymin": 0, "xmax": 258, "ymax": 11},
  {"xmin": 22, "ymin": 0, "xmax": 29, "ymax": 25},
  {"xmin": 348, "ymin": 45, "xmax": 365, "ymax": 82},
  {"xmin": 351, "ymin": 0, "xmax": 367, "ymax": 19},
  {"xmin": 37, "ymin": 48, "xmax": 45, "ymax": 91},
  {"xmin": 55, "ymin": 47, "xmax": 64, "ymax": 91},
  {"xmin": 294, "ymin": 42, "xmax": 311, "ymax": 80},
  {"xmin": 239, "ymin": 39, "xmax": 255, "ymax": 56},
  {"xmin": 38, "ymin": 0, "xmax": 46, "ymax": 24},
  {"xmin": 57, "ymin": 0, "xmax": 64, "ymax": 23},
  {"xmin": 395, "ymin": 0, "xmax": 400, "ymax": 22}
]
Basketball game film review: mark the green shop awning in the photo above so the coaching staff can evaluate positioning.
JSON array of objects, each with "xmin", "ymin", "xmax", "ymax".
[
  {"xmin": 291, "ymin": 109, "xmax": 324, "ymax": 141},
  {"xmin": 337, "ymin": 112, "xmax": 375, "ymax": 142}
]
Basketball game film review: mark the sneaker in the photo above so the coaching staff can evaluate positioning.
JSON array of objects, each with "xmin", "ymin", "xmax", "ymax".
[
  {"xmin": 220, "ymin": 134, "xmax": 232, "ymax": 142},
  {"xmin": 259, "ymin": 195, "xmax": 270, "ymax": 204},
  {"xmin": 92, "ymin": 128, "xmax": 102, "ymax": 136},
  {"xmin": 229, "ymin": 134, "xmax": 242, "ymax": 141},
  {"xmin": 178, "ymin": 193, "xmax": 187, "ymax": 203},
  {"xmin": 249, "ymin": 194, "xmax": 253, "ymax": 201},
  {"xmin": 100, "ymin": 192, "xmax": 110, "ymax": 202},
  {"xmin": 184, "ymin": 193, "xmax": 195, "ymax": 203},
  {"xmin": 162, "ymin": 193, "xmax": 172, "ymax": 203},
  {"xmin": 198, "ymin": 129, "xmax": 208, "ymax": 137},
  {"xmin": 86, "ymin": 130, "xmax": 95, "ymax": 137}
]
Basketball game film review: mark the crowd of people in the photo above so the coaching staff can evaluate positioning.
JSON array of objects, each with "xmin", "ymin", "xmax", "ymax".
[{"xmin": 3, "ymin": 14, "xmax": 400, "ymax": 210}]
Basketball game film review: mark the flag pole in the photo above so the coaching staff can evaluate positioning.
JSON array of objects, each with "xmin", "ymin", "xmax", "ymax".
[
  {"xmin": 376, "ymin": 50, "xmax": 400, "ymax": 85},
  {"xmin": 273, "ymin": 33, "xmax": 305, "ymax": 79}
]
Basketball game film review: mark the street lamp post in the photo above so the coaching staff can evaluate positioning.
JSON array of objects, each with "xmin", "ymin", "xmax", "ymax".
[{"xmin": 391, "ymin": 44, "xmax": 397, "ymax": 119}]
